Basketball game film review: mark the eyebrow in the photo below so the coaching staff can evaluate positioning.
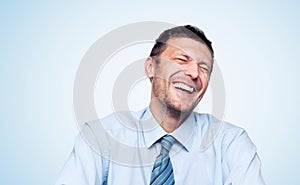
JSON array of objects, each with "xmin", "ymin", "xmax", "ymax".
[{"xmin": 198, "ymin": 61, "xmax": 209, "ymax": 65}]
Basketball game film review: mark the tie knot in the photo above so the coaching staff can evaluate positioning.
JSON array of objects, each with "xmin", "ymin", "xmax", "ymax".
[{"xmin": 160, "ymin": 135, "xmax": 176, "ymax": 155}]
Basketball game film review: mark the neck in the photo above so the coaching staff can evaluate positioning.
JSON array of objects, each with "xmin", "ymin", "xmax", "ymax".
[{"xmin": 149, "ymin": 99, "xmax": 191, "ymax": 133}]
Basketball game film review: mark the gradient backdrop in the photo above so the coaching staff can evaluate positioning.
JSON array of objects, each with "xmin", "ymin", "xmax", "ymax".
[{"xmin": 1, "ymin": 1, "xmax": 299, "ymax": 184}]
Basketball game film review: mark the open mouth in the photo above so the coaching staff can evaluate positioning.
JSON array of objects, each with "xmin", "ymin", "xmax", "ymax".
[{"xmin": 172, "ymin": 82, "xmax": 195, "ymax": 94}]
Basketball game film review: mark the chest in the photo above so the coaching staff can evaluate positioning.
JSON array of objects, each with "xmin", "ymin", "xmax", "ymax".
[{"xmin": 105, "ymin": 146, "xmax": 226, "ymax": 185}]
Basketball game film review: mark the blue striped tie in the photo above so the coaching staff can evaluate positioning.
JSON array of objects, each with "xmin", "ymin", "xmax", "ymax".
[{"xmin": 150, "ymin": 135, "xmax": 176, "ymax": 185}]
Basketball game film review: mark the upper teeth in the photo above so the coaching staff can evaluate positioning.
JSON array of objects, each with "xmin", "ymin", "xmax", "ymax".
[{"xmin": 173, "ymin": 83, "xmax": 194, "ymax": 93}]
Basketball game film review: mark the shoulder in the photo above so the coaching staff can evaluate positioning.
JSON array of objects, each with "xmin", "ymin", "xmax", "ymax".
[
  {"xmin": 80, "ymin": 109, "xmax": 146, "ymax": 148},
  {"xmin": 84, "ymin": 109, "xmax": 144, "ymax": 134},
  {"xmin": 193, "ymin": 112, "xmax": 245, "ymax": 136},
  {"xmin": 192, "ymin": 112, "xmax": 252, "ymax": 151}
]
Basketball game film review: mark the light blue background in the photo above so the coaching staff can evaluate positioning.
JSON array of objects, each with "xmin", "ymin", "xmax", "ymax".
[{"xmin": 1, "ymin": 1, "xmax": 299, "ymax": 184}]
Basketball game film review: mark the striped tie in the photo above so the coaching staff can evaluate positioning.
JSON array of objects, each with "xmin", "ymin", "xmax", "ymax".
[{"xmin": 150, "ymin": 135, "xmax": 176, "ymax": 185}]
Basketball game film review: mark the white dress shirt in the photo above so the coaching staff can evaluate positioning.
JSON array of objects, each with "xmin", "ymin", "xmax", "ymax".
[{"xmin": 56, "ymin": 107, "xmax": 266, "ymax": 185}]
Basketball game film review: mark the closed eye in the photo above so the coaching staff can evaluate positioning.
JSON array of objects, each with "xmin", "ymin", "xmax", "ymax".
[
  {"xmin": 198, "ymin": 64, "xmax": 210, "ymax": 72},
  {"xmin": 175, "ymin": 57, "xmax": 188, "ymax": 62}
]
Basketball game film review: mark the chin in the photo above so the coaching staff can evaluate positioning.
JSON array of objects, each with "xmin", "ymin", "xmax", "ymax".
[{"xmin": 167, "ymin": 103, "xmax": 194, "ymax": 115}]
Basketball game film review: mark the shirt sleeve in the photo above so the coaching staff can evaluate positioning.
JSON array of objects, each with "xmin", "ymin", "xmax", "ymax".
[
  {"xmin": 55, "ymin": 125, "xmax": 105, "ymax": 185},
  {"xmin": 222, "ymin": 129, "xmax": 266, "ymax": 185}
]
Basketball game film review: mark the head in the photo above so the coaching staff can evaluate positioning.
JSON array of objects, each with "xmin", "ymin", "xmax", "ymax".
[{"xmin": 145, "ymin": 25, "xmax": 214, "ymax": 117}]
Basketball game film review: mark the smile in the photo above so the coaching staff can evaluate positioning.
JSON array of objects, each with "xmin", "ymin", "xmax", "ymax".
[{"xmin": 172, "ymin": 82, "xmax": 195, "ymax": 94}]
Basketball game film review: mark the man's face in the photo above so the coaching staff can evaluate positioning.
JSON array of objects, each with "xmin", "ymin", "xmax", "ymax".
[{"xmin": 148, "ymin": 37, "xmax": 213, "ymax": 113}]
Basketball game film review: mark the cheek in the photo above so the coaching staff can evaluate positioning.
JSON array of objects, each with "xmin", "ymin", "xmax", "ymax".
[
  {"xmin": 154, "ymin": 70, "xmax": 171, "ymax": 82},
  {"xmin": 153, "ymin": 78, "xmax": 167, "ymax": 93},
  {"xmin": 196, "ymin": 75, "xmax": 210, "ymax": 95},
  {"xmin": 199, "ymin": 72, "xmax": 210, "ymax": 85},
  {"xmin": 155, "ymin": 61, "xmax": 181, "ymax": 79}
]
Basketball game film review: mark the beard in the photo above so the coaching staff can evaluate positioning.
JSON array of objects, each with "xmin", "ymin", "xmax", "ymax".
[
  {"xmin": 153, "ymin": 79, "xmax": 196, "ymax": 120},
  {"xmin": 165, "ymin": 93, "xmax": 196, "ymax": 119}
]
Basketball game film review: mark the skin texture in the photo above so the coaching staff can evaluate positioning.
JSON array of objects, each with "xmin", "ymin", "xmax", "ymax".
[{"xmin": 145, "ymin": 37, "xmax": 213, "ymax": 133}]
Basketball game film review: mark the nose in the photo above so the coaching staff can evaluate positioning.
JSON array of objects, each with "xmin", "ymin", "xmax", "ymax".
[{"xmin": 184, "ymin": 61, "xmax": 199, "ymax": 79}]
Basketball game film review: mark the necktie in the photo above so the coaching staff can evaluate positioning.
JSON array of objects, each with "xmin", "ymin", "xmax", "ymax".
[{"xmin": 150, "ymin": 135, "xmax": 176, "ymax": 185}]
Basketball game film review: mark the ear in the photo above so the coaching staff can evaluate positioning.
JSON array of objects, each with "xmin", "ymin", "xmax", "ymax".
[{"xmin": 144, "ymin": 57, "xmax": 155, "ymax": 80}]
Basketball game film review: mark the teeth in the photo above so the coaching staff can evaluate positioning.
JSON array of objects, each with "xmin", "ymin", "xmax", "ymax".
[{"xmin": 173, "ymin": 83, "xmax": 194, "ymax": 93}]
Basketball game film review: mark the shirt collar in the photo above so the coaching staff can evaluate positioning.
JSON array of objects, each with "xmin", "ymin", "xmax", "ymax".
[{"xmin": 139, "ymin": 107, "xmax": 196, "ymax": 152}]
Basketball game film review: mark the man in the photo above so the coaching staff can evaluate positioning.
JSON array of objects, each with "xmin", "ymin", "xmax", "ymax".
[{"xmin": 56, "ymin": 25, "xmax": 266, "ymax": 185}]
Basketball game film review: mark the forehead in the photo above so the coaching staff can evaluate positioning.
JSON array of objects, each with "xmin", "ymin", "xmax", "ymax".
[{"xmin": 163, "ymin": 37, "xmax": 212, "ymax": 63}]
